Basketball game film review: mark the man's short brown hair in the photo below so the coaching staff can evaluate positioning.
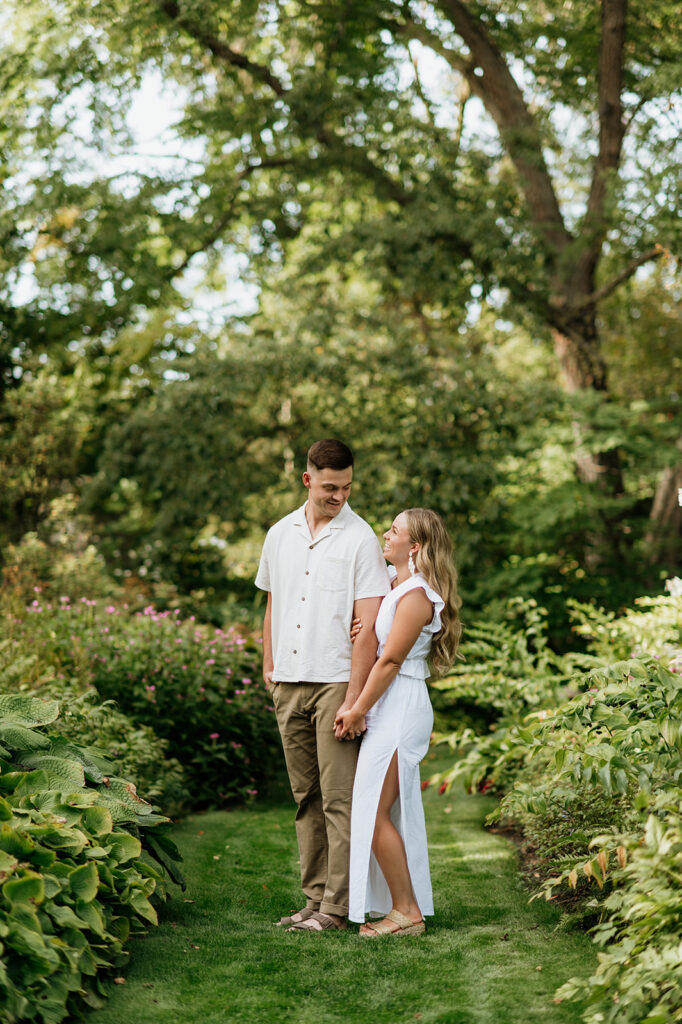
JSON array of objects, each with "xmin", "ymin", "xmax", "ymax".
[{"xmin": 307, "ymin": 439, "xmax": 354, "ymax": 471}]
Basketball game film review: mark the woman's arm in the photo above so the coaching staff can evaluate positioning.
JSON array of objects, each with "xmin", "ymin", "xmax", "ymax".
[{"xmin": 333, "ymin": 588, "xmax": 433, "ymax": 738}]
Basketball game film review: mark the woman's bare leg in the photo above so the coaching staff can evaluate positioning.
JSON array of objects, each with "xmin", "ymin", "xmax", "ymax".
[{"xmin": 359, "ymin": 751, "xmax": 422, "ymax": 933}]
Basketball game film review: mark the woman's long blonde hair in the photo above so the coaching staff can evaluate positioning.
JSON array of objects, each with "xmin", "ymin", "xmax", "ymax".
[{"xmin": 405, "ymin": 508, "xmax": 462, "ymax": 675}]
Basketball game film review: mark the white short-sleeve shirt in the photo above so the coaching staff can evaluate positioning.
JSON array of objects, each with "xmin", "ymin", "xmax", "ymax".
[{"xmin": 255, "ymin": 502, "xmax": 390, "ymax": 683}]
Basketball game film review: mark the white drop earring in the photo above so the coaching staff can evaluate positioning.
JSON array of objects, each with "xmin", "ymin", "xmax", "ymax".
[{"xmin": 408, "ymin": 551, "xmax": 416, "ymax": 576}]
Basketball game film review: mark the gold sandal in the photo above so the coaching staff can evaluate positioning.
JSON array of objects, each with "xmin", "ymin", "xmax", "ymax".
[{"xmin": 360, "ymin": 909, "xmax": 425, "ymax": 938}]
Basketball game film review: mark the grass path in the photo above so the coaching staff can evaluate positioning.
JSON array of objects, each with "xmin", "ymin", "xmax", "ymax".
[{"xmin": 88, "ymin": 752, "xmax": 595, "ymax": 1024}]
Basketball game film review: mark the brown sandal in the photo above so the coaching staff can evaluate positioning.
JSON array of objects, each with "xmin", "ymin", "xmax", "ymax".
[
  {"xmin": 360, "ymin": 909, "xmax": 425, "ymax": 938},
  {"xmin": 287, "ymin": 911, "xmax": 347, "ymax": 932},
  {"xmin": 275, "ymin": 907, "xmax": 317, "ymax": 927}
]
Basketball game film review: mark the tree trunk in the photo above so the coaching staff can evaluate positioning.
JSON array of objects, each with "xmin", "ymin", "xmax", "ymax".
[
  {"xmin": 645, "ymin": 458, "xmax": 682, "ymax": 567},
  {"xmin": 551, "ymin": 307, "xmax": 625, "ymax": 495}
]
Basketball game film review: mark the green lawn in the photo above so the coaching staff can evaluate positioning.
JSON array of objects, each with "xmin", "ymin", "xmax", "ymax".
[{"xmin": 87, "ymin": 752, "xmax": 595, "ymax": 1024}]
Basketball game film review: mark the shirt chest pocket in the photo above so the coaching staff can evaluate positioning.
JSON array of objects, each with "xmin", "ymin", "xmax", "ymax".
[{"xmin": 317, "ymin": 556, "xmax": 350, "ymax": 593}]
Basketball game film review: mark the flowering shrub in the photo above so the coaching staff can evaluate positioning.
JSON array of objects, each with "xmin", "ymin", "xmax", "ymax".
[
  {"xmin": 10, "ymin": 598, "xmax": 279, "ymax": 808},
  {"xmin": 0, "ymin": 612, "xmax": 189, "ymax": 817}
]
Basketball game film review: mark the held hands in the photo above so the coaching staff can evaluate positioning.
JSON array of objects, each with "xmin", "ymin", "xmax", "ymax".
[{"xmin": 333, "ymin": 704, "xmax": 366, "ymax": 741}]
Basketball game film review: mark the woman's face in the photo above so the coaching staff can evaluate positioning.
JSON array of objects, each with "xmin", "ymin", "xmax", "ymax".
[{"xmin": 382, "ymin": 512, "xmax": 415, "ymax": 565}]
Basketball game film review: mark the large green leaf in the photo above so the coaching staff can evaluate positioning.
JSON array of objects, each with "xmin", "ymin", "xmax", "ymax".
[
  {"xmin": 0, "ymin": 848, "xmax": 19, "ymax": 882},
  {"xmin": 0, "ymin": 695, "xmax": 60, "ymax": 727},
  {"xmin": 128, "ymin": 888, "xmax": 158, "ymax": 925},
  {"xmin": 18, "ymin": 754, "xmax": 85, "ymax": 788},
  {"xmin": 104, "ymin": 831, "xmax": 141, "ymax": 864},
  {"xmin": 3, "ymin": 870, "xmax": 45, "ymax": 905},
  {"xmin": 69, "ymin": 862, "xmax": 99, "ymax": 903},
  {"xmin": 0, "ymin": 768, "xmax": 50, "ymax": 795},
  {"xmin": 0, "ymin": 823, "xmax": 35, "ymax": 858},
  {"xmin": 84, "ymin": 805, "xmax": 113, "ymax": 836},
  {"xmin": 0, "ymin": 723, "xmax": 51, "ymax": 752}
]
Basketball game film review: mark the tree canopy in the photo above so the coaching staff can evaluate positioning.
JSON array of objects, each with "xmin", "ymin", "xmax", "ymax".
[{"xmin": 0, "ymin": 0, "xmax": 680, "ymax": 637}]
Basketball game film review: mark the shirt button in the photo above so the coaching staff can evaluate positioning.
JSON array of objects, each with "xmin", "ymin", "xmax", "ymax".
[
  {"xmin": 309, "ymin": 545, "xmax": 314, "ymax": 549},
  {"xmin": 293, "ymin": 649, "xmax": 297, "ymax": 654},
  {"xmin": 297, "ymin": 624, "xmax": 301, "ymax": 629},
  {"xmin": 301, "ymin": 596, "xmax": 305, "ymax": 601},
  {"xmin": 305, "ymin": 570, "xmax": 310, "ymax": 575}
]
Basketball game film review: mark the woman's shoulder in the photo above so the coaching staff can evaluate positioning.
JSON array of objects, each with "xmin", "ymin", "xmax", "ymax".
[
  {"xmin": 398, "ymin": 575, "xmax": 445, "ymax": 622},
  {"xmin": 393, "ymin": 578, "xmax": 436, "ymax": 612}
]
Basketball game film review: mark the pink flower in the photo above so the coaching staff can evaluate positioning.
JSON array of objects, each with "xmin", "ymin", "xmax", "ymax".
[
  {"xmin": 206, "ymin": 659, "xmax": 215, "ymax": 665},
  {"xmin": 210, "ymin": 732, "xmax": 220, "ymax": 740}
]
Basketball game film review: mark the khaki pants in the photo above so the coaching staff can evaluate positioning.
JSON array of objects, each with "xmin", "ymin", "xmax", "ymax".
[{"xmin": 271, "ymin": 682, "xmax": 358, "ymax": 917}]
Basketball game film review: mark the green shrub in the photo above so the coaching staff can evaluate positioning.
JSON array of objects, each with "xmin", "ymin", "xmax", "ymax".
[
  {"xmin": 568, "ymin": 587, "xmax": 682, "ymax": 665},
  {"xmin": 10, "ymin": 600, "xmax": 279, "ymax": 807},
  {"xmin": 0, "ymin": 496, "xmax": 119, "ymax": 609},
  {"xmin": 432, "ymin": 599, "xmax": 589, "ymax": 793},
  {"xmin": 52, "ymin": 694, "xmax": 189, "ymax": 819},
  {"xmin": 557, "ymin": 805, "xmax": 682, "ymax": 1023},
  {"xmin": 0, "ymin": 692, "xmax": 182, "ymax": 1024},
  {"xmin": 433, "ymin": 586, "xmax": 682, "ymax": 1024},
  {"xmin": 0, "ymin": 616, "xmax": 189, "ymax": 818}
]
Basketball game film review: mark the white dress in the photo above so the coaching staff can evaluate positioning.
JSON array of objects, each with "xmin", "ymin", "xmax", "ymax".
[{"xmin": 348, "ymin": 567, "xmax": 444, "ymax": 923}]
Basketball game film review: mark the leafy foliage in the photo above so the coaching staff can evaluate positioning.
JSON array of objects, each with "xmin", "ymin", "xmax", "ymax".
[
  {"xmin": 0, "ymin": 693, "xmax": 182, "ymax": 1024},
  {"xmin": 433, "ymin": 587, "xmax": 682, "ymax": 1022},
  {"xmin": 8, "ymin": 599, "xmax": 280, "ymax": 808}
]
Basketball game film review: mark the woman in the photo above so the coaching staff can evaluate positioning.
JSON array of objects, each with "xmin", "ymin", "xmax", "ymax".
[{"xmin": 334, "ymin": 508, "xmax": 461, "ymax": 936}]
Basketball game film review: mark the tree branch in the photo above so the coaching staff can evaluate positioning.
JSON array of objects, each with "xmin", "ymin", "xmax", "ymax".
[
  {"xmin": 420, "ymin": 1, "xmax": 572, "ymax": 257},
  {"xmin": 572, "ymin": 0, "xmax": 628, "ymax": 292},
  {"xmin": 158, "ymin": 1, "xmax": 411, "ymax": 208},
  {"xmin": 158, "ymin": 1, "xmax": 286, "ymax": 96},
  {"xmin": 579, "ymin": 246, "xmax": 666, "ymax": 306},
  {"xmin": 166, "ymin": 159, "xmax": 294, "ymax": 278}
]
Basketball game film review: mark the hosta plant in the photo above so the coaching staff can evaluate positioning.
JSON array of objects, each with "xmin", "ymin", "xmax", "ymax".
[{"xmin": 0, "ymin": 693, "xmax": 183, "ymax": 1024}]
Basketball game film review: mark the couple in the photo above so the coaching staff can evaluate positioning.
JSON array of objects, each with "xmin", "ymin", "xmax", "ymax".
[{"xmin": 256, "ymin": 439, "xmax": 461, "ymax": 936}]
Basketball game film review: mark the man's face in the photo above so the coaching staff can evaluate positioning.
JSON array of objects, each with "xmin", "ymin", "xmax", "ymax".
[{"xmin": 303, "ymin": 465, "xmax": 353, "ymax": 518}]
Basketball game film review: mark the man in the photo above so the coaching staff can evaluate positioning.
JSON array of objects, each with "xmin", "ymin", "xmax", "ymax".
[{"xmin": 256, "ymin": 439, "xmax": 390, "ymax": 932}]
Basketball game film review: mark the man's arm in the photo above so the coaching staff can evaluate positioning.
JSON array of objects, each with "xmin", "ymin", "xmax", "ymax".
[
  {"xmin": 337, "ymin": 595, "xmax": 382, "ymax": 715},
  {"xmin": 262, "ymin": 592, "xmax": 275, "ymax": 690}
]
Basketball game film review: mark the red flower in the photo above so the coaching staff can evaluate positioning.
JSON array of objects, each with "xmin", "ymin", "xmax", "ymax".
[
  {"xmin": 421, "ymin": 780, "xmax": 431, "ymax": 791},
  {"xmin": 438, "ymin": 783, "xmax": 447, "ymax": 795}
]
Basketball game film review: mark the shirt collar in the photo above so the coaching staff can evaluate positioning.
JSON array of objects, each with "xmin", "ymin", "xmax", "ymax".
[{"xmin": 292, "ymin": 501, "xmax": 351, "ymax": 533}]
